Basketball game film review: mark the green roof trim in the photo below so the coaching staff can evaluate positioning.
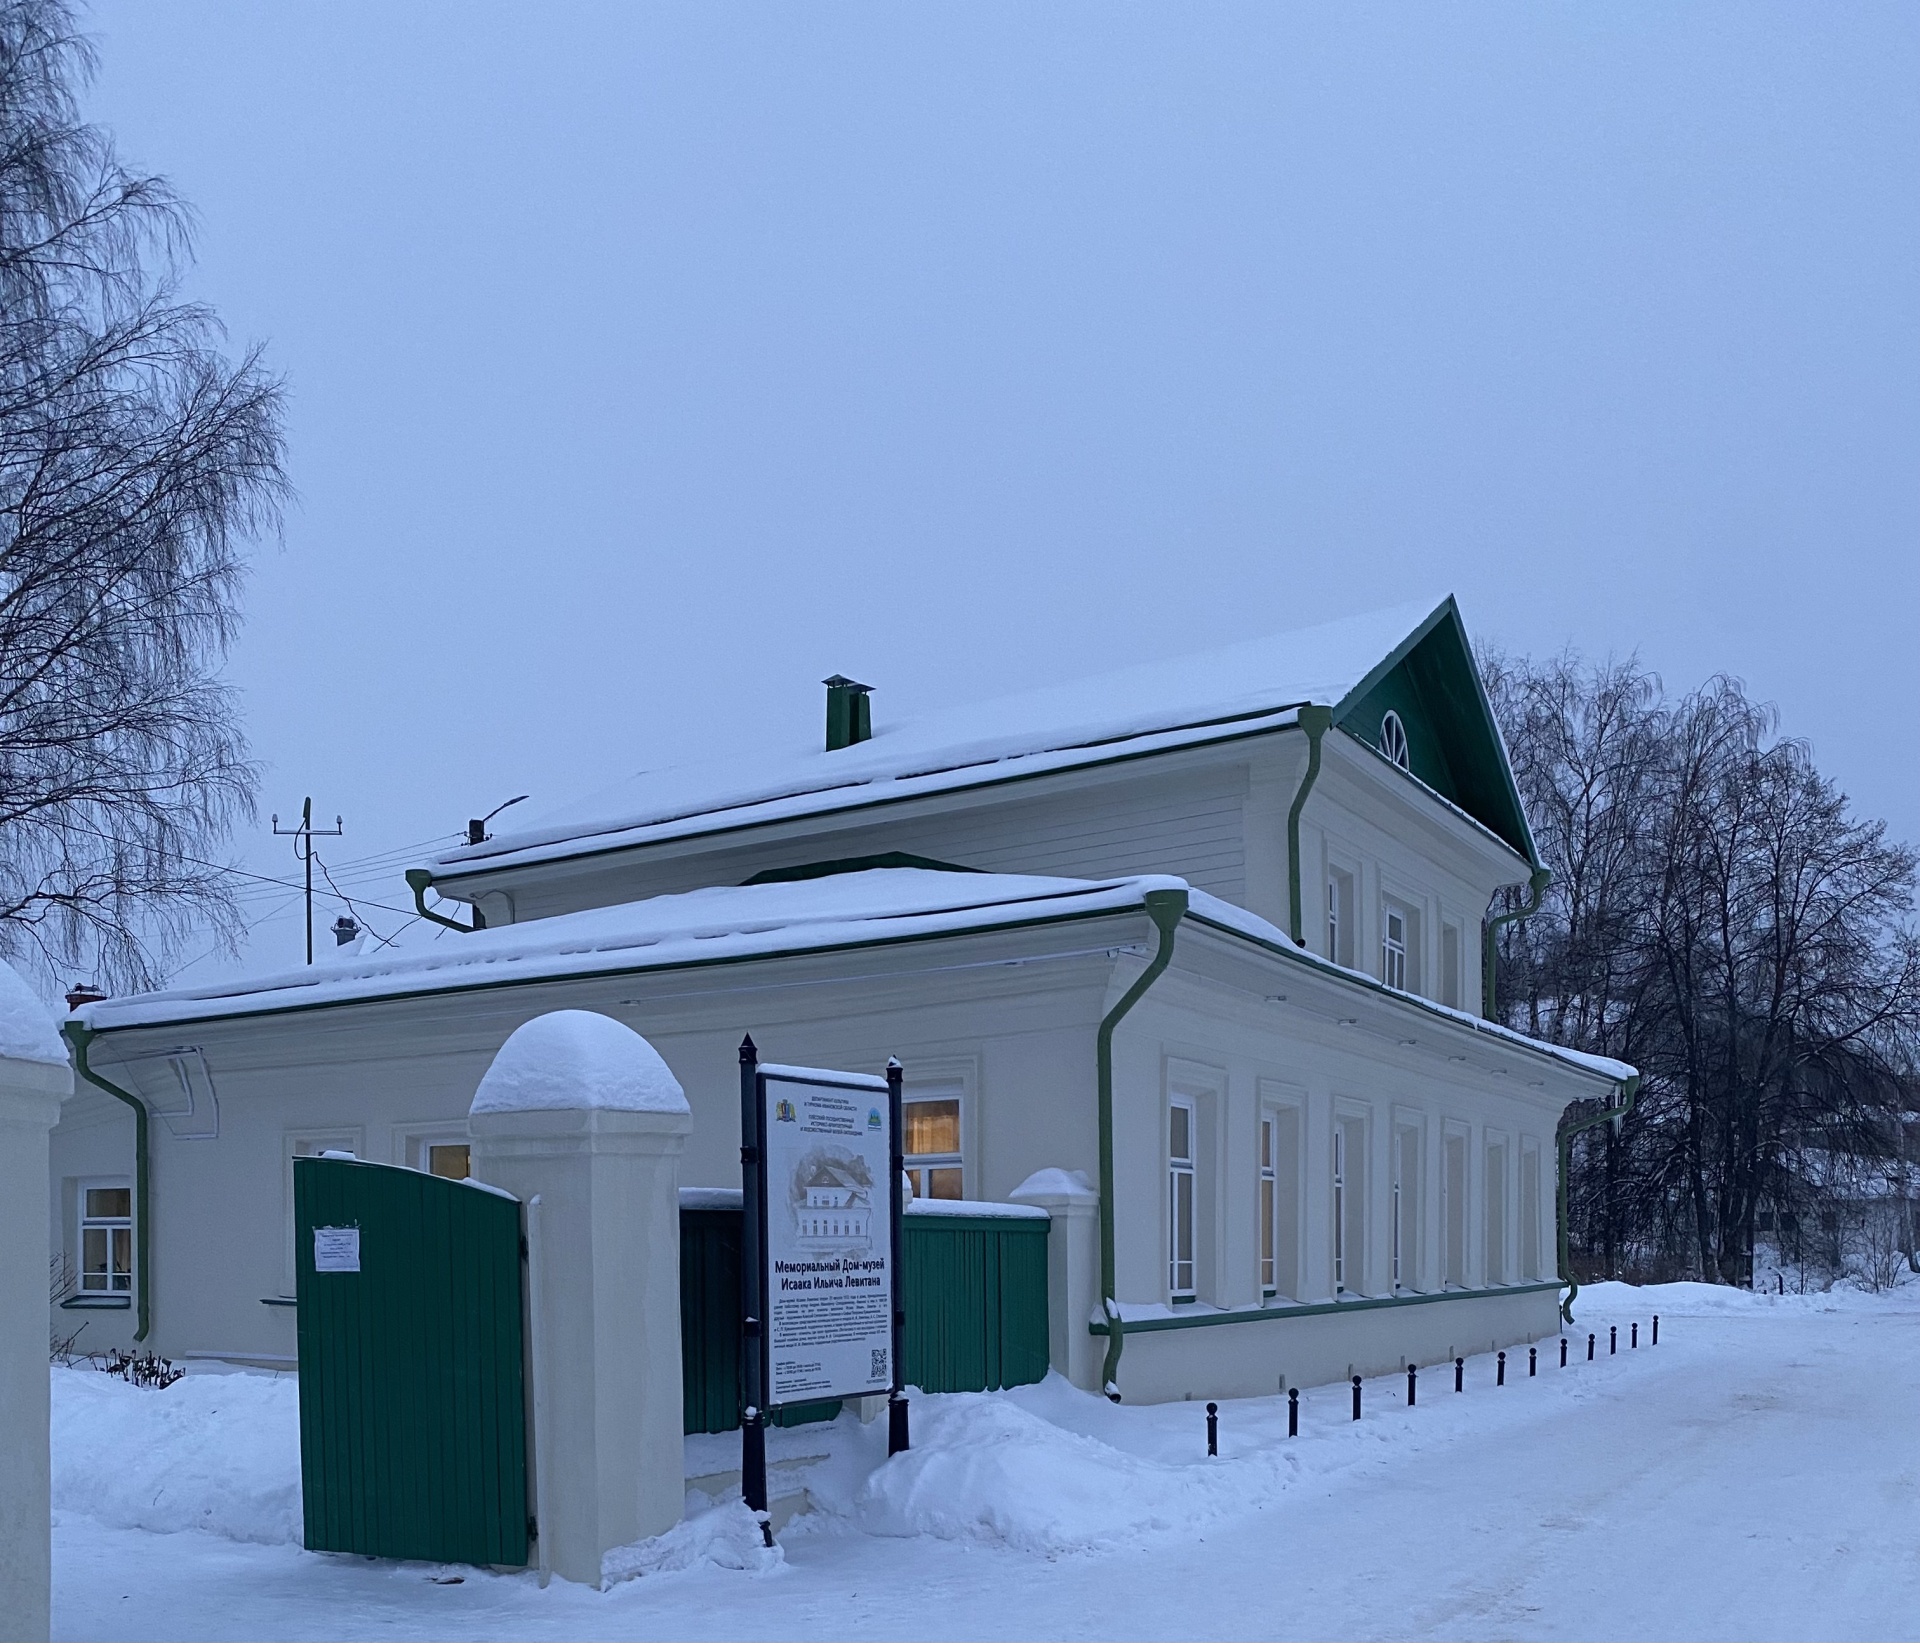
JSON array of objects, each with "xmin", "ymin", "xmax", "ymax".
[{"xmin": 1332, "ymin": 595, "xmax": 1537, "ymax": 865}]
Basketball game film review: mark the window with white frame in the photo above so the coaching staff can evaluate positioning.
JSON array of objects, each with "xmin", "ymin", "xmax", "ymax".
[
  {"xmin": 78, "ymin": 1181, "xmax": 132, "ymax": 1295},
  {"xmin": 1336, "ymin": 1113, "xmax": 1367, "ymax": 1297},
  {"xmin": 1380, "ymin": 710, "xmax": 1410, "ymax": 769},
  {"xmin": 1485, "ymin": 1138, "xmax": 1508, "ymax": 1285},
  {"xmin": 1327, "ymin": 867, "xmax": 1354, "ymax": 967},
  {"xmin": 1443, "ymin": 1130, "xmax": 1467, "ymax": 1287},
  {"xmin": 1382, "ymin": 906, "xmax": 1408, "ymax": 991},
  {"xmin": 904, "ymin": 1092, "xmax": 964, "ymax": 1200},
  {"xmin": 405, "ymin": 1132, "xmax": 471, "ymax": 1180},
  {"xmin": 1168, "ymin": 1099, "xmax": 1196, "ymax": 1299},
  {"xmin": 1332, "ymin": 1123, "xmax": 1353, "ymax": 1294},
  {"xmin": 1259, "ymin": 1097, "xmax": 1301, "ymax": 1301},
  {"xmin": 1392, "ymin": 1123, "xmax": 1421, "ymax": 1291},
  {"xmin": 1519, "ymin": 1140, "xmax": 1542, "ymax": 1280},
  {"xmin": 1260, "ymin": 1116, "xmax": 1277, "ymax": 1296}
]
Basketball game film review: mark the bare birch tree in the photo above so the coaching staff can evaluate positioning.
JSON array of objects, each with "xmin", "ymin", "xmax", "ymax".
[{"xmin": 0, "ymin": 0, "xmax": 286, "ymax": 988}]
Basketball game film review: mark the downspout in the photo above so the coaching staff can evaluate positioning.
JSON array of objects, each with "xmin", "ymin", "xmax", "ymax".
[
  {"xmin": 1482, "ymin": 866, "xmax": 1551, "ymax": 1020},
  {"xmin": 1285, "ymin": 705, "xmax": 1333, "ymax": 947},
  {"xmin": 1558, "ymin": 1073, "xmax": 1640, "ymax": 1325},
  {"xmin": 406, "ymin": 868, "xmax": 477, "ymax": 934},
  {"xmin": 1098, "ymin": 887, "xmax": 1188, "ymax": 1400},
  {"xmin": 62, "ymin": 1022, "xmax": 152, "ymax": 1343}
]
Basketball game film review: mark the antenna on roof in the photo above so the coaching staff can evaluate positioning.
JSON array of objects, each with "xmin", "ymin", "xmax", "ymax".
[{"xmin": 468, "ymin": 794, "xmax": 529, "ymax": 846}]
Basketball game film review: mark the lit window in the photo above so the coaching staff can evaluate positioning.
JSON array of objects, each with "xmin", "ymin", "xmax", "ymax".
[
  {"xmin": 1169, "ymin": 1101, "xmax": 1196, "ymax": 1299},
  {"xmin": 905, "ymin": 1096, "xmax": 963, "ymax": 1200},
  {"xmin": 1380, "ymin": 710, "xmax": 1410, "ymax": 769},
  {"xmin": 79, "ymin": 1183, "xmax": 132, "ymax": 1294},
  {"xmin": 427, "ymin": 1144, "xmax": 471, "ymax": 1180},
  {"xmin": 1383, "ymin": 907, "xmax": 1407, "ymax": 991}
]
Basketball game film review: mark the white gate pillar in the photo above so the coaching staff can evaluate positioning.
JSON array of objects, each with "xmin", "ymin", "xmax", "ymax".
[
  {"xmin": 1009, "ymin": 1168, "xmax": 1101, "ymax": 1392},
  {"xmin": 468, "ymin": 1011, "xmax": 690, "ymax": 1588},
  {"xmin": 0, "ymin": 967, "xmax": 74, "ymax": 1643}
]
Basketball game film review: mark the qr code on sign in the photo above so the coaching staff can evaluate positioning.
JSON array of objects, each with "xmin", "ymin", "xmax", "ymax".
[{"xmin": 871, "ymin": 1348, "xmax": 889, "ymax": 1381}]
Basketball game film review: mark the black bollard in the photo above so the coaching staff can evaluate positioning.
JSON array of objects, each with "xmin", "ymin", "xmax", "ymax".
[
  {"xmin": 1206, "ymin": 1401, "xmax": 1218, "ymax": 1457},
  {"xmin": 1587, "ymin": 1332, "xmax": 1595, "ymax": 1360},
  {"xmin": 1652, "ymin": 1314, "xmax": 1659, "ymax": 1345},
  {"xmin": 1454, "ymin": 1356, "xmax": 1464, "ymax": 1392},
  {"xmin": 1497, "ymin": 1350, "xmax": 1506, "ymax": 1386},
  {"xmin": 1559, "ymin": 1336, "xmax": 1568, "ymax": 1368},
  {"xmin": 1351, "ymin": 1375, "xmax": 1362, "ymax": 1421},
  {"xmin": 1529, "ymin": 1345, "xmax": 1537, "ymax": 1377},
  {"xmin": 1610, "ymin": 1326, "xmax": 1617, "ymax": 1356},
  {"xmin": 1288, "ymin": 1386, "xmax": 1299, "ymax": 1437},
  {"xmin": 1631, "ymin": 1321, "xmax": 1638, "ymax": 1349},
  {"xmin": 1407, "ymin": 1362, "xmax": 1417, "ymax": 1406}
]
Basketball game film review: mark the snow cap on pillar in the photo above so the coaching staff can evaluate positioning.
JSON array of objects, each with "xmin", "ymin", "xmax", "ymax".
[
  {"xmin": 470, "ymin": 1009, "xmax": 688, "ymax": 1116},
  {"xmin": 0, "ymin": 959, "xmax": 68, "ymax": 1065}
]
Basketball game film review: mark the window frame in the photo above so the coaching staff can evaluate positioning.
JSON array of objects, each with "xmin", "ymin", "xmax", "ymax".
[
  {"xmin": 1332, "ymin": 1123, "xmax": 1347, "ymax": 1293},
  {"xmin": 903, "ymin": 1087, "xmax": 965, "ymax": 1202},
  {"xmin": 1326, "ymin": 863, "xmax": 1356, "ymax": 968},
  {"xmin": 1259, "ymin": 1115, "xmax": 1278, "ymax": 1297},
  {"xmin": 1168, "ymin": 1097, "xmax": 1197, "ymax": 1301},
  {"xmin": 1382, "ymin": 906, "xmax": 1408, "ymax": 991},
  {"xmin": 1380, "ymin": 710, "xmax": 1411, "ymax": 769},
  {"xmin": 77, "ymin": 1177, "xmax": 133, "ymax": 1296}
]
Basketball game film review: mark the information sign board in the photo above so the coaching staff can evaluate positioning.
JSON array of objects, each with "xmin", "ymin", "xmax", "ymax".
[{"xmin": 757, "ymin": 1066, "xmax": 895, "ymax": 1405}]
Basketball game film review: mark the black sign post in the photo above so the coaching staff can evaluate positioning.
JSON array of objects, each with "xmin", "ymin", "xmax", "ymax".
[
  {"xmin": 886, "ymin": 1056, "xmax": 909, "ymax": 1456},
  {"xmin": 737, "ymin": 1035, "xmax": 771, "ymax": 1546}
]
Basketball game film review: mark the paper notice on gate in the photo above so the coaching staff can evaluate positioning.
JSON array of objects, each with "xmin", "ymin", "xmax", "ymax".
[{"xmin": 313, "ymin": 1226, "xmax": 360, "ymax": 1273}]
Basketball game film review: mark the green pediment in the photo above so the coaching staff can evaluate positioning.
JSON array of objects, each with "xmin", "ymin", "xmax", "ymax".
[{"xmin": 1334, "ymin": 598, "xmax": 1536, "ymax": 863}]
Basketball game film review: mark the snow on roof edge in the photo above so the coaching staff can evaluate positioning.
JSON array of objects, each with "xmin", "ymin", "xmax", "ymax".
[
  {"xmin": 1181, "ymin": 891, "xmax": 1636, "ymax": 1087},
  {"xmin": 73, "ymin": 872, "xmax": 1181, "ymax": 1035}
]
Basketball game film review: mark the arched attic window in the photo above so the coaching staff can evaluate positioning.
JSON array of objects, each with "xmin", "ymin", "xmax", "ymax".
[{"xmin": 1380, "ymin": 710, "xmax": 1410, "ymax": 770}]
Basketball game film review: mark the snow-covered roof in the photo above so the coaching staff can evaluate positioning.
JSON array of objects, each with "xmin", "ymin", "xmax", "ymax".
[
  {"xmin": 71, "ymin": 864, "xmax": 1632, "ymax": 1089},
  {"xmin": 425, "ymin": 598, "xmax": 1446, "ymax": 882},
  {"xmin": 74, "ymin": 869, "xmax": 1174, "ymax": 1032}
]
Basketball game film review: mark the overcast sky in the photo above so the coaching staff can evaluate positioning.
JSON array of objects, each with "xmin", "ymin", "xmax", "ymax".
[{"xmin": 82, "ymin": 3, "xmax": 1919, "ymax": 983}]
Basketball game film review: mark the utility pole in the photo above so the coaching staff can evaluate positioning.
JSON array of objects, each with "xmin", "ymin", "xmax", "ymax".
[{"xmin": 272, "ymin": 797, "xmax": 344, "ymax": 965}]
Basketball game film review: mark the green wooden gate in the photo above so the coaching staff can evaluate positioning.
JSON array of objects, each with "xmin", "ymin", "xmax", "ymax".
[{"xmin": 294, "ymin": 1156, "xmax": 529, "ymax": 1567}]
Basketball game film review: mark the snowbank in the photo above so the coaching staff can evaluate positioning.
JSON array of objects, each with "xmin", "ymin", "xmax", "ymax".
[
  {"xmin": 471, "ymin": 1010, "xmax": 687, "ymax": 1115},
  {"xmin": 51, "ymin": 1366, "xmax": 302, "ymax": 1545}
]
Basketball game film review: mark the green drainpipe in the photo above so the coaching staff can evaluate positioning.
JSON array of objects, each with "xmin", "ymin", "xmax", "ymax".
[
  {"xmin": 406, "ymin": 868, "xmax": 477, "ymax": 933},
  {"xmin": 63, "ymin": 1021, "xmax": 152, "ymax": 1343},
  {"xmin": 1098, "ymin": 887, "xmax": 1188, "ymax": 1400},
  {"xmin": 1558, "ymin": 1073, "xmax": 1640, "ymax": 1325},
  {"xmin": 1482, "ymin": 866, "xmax": 1550, "ymax": 1020},
  {"xmin": 1285, "ymin": 705, "xmax": 1333, "ymax": 947}
]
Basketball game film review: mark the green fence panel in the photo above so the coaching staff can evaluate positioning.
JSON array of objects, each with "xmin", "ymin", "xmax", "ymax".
[
  {"xmin": 295, "ymin": 1157, "xmax": 528, "ymax": 1567},
  {"xmin": 679, "ymin": 1205, "xmax": 839, "ymax": 1433},
  {"xmin": 903, "ymin": 1212, "xmax": 1050, "ymax": 1393}
]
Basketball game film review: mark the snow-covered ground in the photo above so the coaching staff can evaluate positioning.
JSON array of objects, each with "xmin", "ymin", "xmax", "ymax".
[{"xmin": 52, "ymin": 1281, "xmax": 1920, "ymax": 1641}]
